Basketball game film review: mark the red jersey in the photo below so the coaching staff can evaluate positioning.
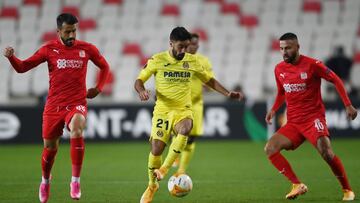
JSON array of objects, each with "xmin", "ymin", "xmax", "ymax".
[
  {"xmin": 8, "ymin": 39, "xmax": 109, "ymax": 107},
  {"xmin": 271, "ymin": 55, "xmax": 351, "ymax": 123}
]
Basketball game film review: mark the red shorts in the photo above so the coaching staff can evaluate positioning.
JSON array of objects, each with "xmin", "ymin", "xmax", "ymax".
[
  {"xmin": 42, "ymin": 104, "xmax": 87, "ymax": 139},
  {"xmin": 277, "ymin": 117, "xmax": 329, "ymax": 150}
]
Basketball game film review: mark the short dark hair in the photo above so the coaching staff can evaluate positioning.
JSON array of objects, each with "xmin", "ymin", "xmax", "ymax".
[
  {"xmin": 170, "ymin": 27, "xmax": 191, "ymax": 41},
  {"xmin": 279, "ymin": 33, "xmax": 298, "ymax": 41},
  {"xmin": 190, "ymin": 33, "xmax": 199, "ymax": 40},
  {"xmin": 57, "ymin": 13, "xmax": 78, "ymax": 29}
]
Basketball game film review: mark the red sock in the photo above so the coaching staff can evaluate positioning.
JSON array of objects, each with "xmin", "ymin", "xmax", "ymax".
[
  {"xmin": 269, "ymin": 152, "xmax": 300, "ymax": 184},
  {"xmin": 329, "ymin": 156, "xmax": 351, "ymax": 190},
  {"xmin": 41, "ymin": 148, "xmax": 57, "ymax": 179},
  {"xmin": 70, "ymin": 137, "xmax": 85, "ymax": 177}
]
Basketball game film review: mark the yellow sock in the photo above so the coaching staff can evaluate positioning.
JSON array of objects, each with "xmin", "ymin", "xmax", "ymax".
[
  {"xmin": 148, "ymin": 152, "xmax": 161, "ymax": 186},
  {"xmin": 162, "ymin": 134, "xmax": 188, "ymax": 171},
  {"xmin": 178, "ymin": 142, "xmax": 196, "ymax": 174}
]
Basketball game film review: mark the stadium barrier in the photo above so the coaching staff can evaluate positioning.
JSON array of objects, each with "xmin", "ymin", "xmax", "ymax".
[{"xmin": 0, "ymin": 101, "xmax": 359, "ymax": 143}]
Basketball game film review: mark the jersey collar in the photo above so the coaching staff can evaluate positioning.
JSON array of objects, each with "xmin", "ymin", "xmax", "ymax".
[
  {"xmin": 57, "ymin": 38, "xmax": 78, "ymax": 48},
  {"xmin": 292, "ymin": 55, "xmax": 303, "ymax": 66}
]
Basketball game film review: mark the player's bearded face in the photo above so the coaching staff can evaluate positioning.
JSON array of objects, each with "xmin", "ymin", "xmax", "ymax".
[
  {"xmin": 280, "ymin": 40, "xmax": 299, "ymax": 64},
  {"xmin": 58, "ymin": 23, "xmax": 77, "ymax": 47},
  {"xmin": 171, "ymin": 40, "xmax": 190, "ymax": 60}
]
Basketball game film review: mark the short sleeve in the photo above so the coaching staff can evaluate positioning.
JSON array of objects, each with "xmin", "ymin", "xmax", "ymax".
[
  {"xmin": 138, "ymin": 57, "xmax": 156, "ymax": 82},
  {"xmin": 194, "ymin": 66, "xmax": 212, "ymax": 83},
  {"xmin": 203, "ymin": 57, "xmax": 215, "ymax": 78}
]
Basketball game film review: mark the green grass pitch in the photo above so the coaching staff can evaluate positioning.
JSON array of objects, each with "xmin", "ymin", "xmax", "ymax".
[{"xmin": 0, "ymin": 139, "xmax": 359, "ymax": 203}]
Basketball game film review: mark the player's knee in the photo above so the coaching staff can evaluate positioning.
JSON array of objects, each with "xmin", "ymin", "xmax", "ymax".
[
  {"xmin": 44, "ymin": 145, "xmax": 58, "ymax": 151},
  {"xmin": 175, "ymin": 120, "xmax": 193, "ymax": 135},
  {"xmin": 70, "ymin": 128, "xmax": 84, "ymax": 138},
  {"xmin": 43, "ymin": 138, "xmax": 59, "ymax": 150},
  {"xmin": 151, "ymin": 148, "xmax": 163, "ymax": 156},
  {"xmin": 264, "ymin": 142, "xmax": 279, "ymax": 156},
  {"xmin": 177, "ymin": 127, "xmax": 191, "ymax": 135}
]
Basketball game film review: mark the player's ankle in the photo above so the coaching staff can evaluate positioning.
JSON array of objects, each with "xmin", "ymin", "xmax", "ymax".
[
  {"xmin": 71, "ymin": 176, "xmax": 80, "ymax": 183},
  {"xmin": 41, "ymin": 176, "xmax": 50, "ymax": 184}
]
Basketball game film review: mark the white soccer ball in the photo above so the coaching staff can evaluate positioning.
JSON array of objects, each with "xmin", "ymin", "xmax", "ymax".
[{"xmin": 167, "ymin": 174, "xmax": 193, "ymax": 197}]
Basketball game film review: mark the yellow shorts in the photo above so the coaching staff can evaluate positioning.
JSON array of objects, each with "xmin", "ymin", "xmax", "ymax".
[
  {"xmin": 190, "ymin": 104, "xmax": 204, "ymax": 136},
  {"xmin": 150, "ymin": 109, "xmax": 193, "ymax": 144}
]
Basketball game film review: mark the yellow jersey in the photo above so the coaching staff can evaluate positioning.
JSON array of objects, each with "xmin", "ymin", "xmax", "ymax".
[
  {"xmin": 191, "ymin": 53, "xmax": 215, "ymax": 107},
  {"xmin": 138, "ymin": 51, "xmax": 212, "ymax": 111}
]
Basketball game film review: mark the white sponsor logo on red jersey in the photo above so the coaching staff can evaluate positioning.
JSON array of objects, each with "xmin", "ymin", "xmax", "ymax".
[
  {"xmin": 300, "ymin": 72, "xmax": 307, "ymax": 79},
  {"xmin": 57, "ymin": 59, "xmax": 84, "ymax": 69},
  {"xmin": 283, "ymin": 83, "xmax": 306, "ymax": 93},
  {"xmin": 79, "ymin": 50, "xmax": 85, "ymax": 58},
  {"xmin": 76, "ymin": 105, "xmax": 86, "ymax": 112}
]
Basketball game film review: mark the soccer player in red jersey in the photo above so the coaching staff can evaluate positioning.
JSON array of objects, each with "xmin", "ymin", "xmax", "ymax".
[
  {"xmin": 265, "ymin": 33, "xmax": 357, "ymax": 201},
  {"xmin": 3, "ymin": 13, "xmax": 110, "ymax": 203}
]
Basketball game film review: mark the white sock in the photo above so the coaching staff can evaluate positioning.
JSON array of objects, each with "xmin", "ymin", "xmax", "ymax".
[
  {"xmin": 71, "ymin": 176, "xmax": 80, "ymax": 183},
  {"xmin": 41, "ymin": 176, "xmax": 50, "ymax": 184}
]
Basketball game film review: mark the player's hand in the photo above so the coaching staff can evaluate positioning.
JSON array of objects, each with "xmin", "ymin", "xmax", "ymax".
[
  {"xmin": 86, "ymin": 87, "xmax": 100, "ymax": 99},
  {"xmin": 345, "ymin": 105, "xmax": 357, "ymax": 120},
  {"xmin": 265, "ymin": 110, "xmax": 275, "ymax": 125},
  {"xmin": 138, "ymin": 89, "xmax": 150, "ymax": 101},
  {"xmin": 228, "ymin": 91, "xmax": 244, "ymax": 101},
  {"xmin": 3, "ymin": 46, "xmax": 14, "ymax": 58}
]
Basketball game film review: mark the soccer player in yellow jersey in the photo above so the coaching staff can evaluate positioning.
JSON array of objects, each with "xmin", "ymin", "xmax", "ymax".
[
  {"xmin": 173, "ymin": 33, "xmax": 215, "ymax": 175},
  {"xmin": 135, "ymin": 27, "xmax": 243, "ymax": 203}
]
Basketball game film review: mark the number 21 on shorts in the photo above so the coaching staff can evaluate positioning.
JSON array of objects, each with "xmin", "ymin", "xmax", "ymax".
[{"xmin": 156, "ymin": 119, "xmax": 169, "ymax": 130}]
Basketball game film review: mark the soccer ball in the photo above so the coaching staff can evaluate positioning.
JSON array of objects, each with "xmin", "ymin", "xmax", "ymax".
[{"xmin": 167, "ymin": 174, "xmax": 193, "ymax": 197}]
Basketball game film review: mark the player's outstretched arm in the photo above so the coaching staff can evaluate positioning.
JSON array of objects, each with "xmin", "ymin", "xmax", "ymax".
[
  {"xmin": 3, "ymin": 46, "xmax": 45, "ymax": 73},
  {"xmin": 205, "ymin": 78, "xmax": 244, "ymax": 100},
  {"xmin": 315, "ymin": 62, "xmax": 356, "ymax": 115},
  {"xmin": 134, "ymin": 79, "xmax": 150, "ymax": 101},
  {"xmin": 324, "ymin": 68, "xmax": 358, "ymax": 120},
  {"xmin": 326, "ymin": 75, "xmax": 357, "ymax": 120}
]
